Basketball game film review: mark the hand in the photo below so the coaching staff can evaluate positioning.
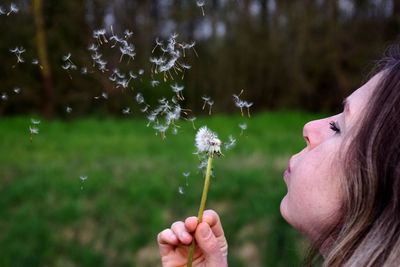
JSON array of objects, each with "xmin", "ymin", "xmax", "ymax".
[{"xmin": 157, "ymin": 209, "xmax": 228, "ymax": 267}]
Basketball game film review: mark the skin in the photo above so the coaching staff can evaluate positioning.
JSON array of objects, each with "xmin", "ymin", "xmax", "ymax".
[
  {"xmin": 158, "ymin": 74, "xmax": 380, "ymax": 265},
  {"xmin": 280, "ymin": 73, "xmax": 378, "ymax": 242}
]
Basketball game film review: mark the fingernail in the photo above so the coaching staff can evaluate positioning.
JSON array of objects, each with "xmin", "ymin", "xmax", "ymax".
[{"xmin": 200, "ymin": 225, "xmax": 211, "ymax": 238}]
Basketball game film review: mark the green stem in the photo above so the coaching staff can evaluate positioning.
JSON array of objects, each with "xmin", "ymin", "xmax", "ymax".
[{"xmin": 187, "ymin": 155, "xmax": 213, "ymax": 267}]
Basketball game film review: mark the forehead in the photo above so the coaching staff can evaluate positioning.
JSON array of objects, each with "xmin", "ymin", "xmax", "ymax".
[{"xmin": 346, "ymin": 73, "xmax": 381, "ymax": 115}]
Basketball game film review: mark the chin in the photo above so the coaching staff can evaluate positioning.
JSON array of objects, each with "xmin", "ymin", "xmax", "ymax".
[{"xmin": 279, "ymin": 194, "xmax": 290, "ymax": 223}]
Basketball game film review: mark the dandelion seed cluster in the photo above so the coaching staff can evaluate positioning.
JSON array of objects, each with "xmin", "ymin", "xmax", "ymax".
[{"xmin": 195, "ymin": 126, "xmax": 222, "ymax": 156}]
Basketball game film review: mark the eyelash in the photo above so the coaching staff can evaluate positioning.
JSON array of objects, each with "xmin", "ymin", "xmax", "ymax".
[{"xmin": 329, "ymin": 121, "xmax": 341, "ymax": 134}]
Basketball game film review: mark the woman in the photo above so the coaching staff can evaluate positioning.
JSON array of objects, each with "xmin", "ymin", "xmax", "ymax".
[{"xmin": 157, "ymin": 46, "xmax": 400, "ymax": 267}]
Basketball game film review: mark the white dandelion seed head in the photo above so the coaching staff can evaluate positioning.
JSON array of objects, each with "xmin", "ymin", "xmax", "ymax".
[{"xmin": 195, "ymin": 126, "xmax": 222, "ymax": 155}]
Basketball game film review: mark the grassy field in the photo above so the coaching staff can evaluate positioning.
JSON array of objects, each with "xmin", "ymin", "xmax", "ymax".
[{"xmin": 0, "ymin": 112, "xmax": 321, "ymax": 267}]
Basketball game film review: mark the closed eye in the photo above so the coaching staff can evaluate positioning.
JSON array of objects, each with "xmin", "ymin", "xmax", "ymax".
[{"xmin": 329, "ymin": 121, "xmax": 341, "ymax": 134}]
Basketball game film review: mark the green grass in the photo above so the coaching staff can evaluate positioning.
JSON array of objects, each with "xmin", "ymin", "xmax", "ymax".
[{"xmin": 0, "ymin": 112, "xmax": 321, "ymax": 267}]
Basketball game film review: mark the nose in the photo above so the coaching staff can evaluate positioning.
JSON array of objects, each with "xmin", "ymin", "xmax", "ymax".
[{"xmin": 303, "ymin": 119, "xmax": 326, "ymax": 149}]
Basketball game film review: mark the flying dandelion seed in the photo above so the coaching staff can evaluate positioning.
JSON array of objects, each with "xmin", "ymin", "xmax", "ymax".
[
  {"xmin": 224, "ymin": 135, "xmax": 236, "ymax": 150},
  {"xmin": 201, "ymin": 95, "xmax": 210, "ymax": 110},
  {"xmin": 1, "ymin": 92, "xmax": 8, "ymax": 101},
  {"xmin": 150, "ymin": 80, "xmax": 160, "ymax": 87},
  {"xmin": 183, "ymin": 172, "xmax": 190, "ymax": 186},
  {"xmin": 9, "ymin": 46, "xmax": 25, "ymax": 64},
  {"xmin": 66, "ymin": 106, "xmax": 72, "ymax": 113},
  {"xmin": 233, "ymin": 90, "xmax": 253, "ymax": 117},
  {"xmin": 122, "ymin": 107, "xmax": 131, "ymax": 115},
  {"xmin": 29, "ymin": 126, "xmax": 39, "ymax": 135},
  {"xmin": 207, "ymin": 100, "xmax": 214, "ymax": 115},
  {"xmin": 245, "ymin": 102, "xmax": 253, "ymax": 117},
  {"xmin": 239, "ymin": 122, "xmax": 248, "ymax": 135},
  {"xmin": 7, "ymin": 3, "xmax": 18, "ymax": 16},
  {"xmin": 171, "ymin": 83, "xmax": 185, "ymax": 100},
  {"xmin": 0, "ymin": 6, "xmax": 5, "ymax": 15},
  {"xmin": 101, "ymin": 92, "xmax": 108, "ymax": 99},
  {"xmin": 79, "ymin": 175, "xmax": 88, "ymax": 190},
  {"xmin": 196, "ymin": 0, "xmax": 206, "ymax": 16},
  {"xmin": 31, "ymin": 118, "xmax": 41, "ymax": 125},
  {"xmin": 13, "ymin": 87, "xmax": 21, "ymax": 94},
  {"xmin": 188, "ymin": 116, "xmax": 197, "ymax": 129},
  {"xmin": 80, "ymin": 67, "xmax": 88, "ymax": 75},
  {"xmin": 135, "ymin": 93, "xmax": 145, "ymax": 104},
  {"xmin": 178, "ymin": 186, "xmax": 185, "ymax": 195}
]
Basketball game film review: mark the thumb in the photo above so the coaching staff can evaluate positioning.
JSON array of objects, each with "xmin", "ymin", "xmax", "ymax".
[{"xmin": 195, "ymin": 222, "xmax": 226, "ymax": 265}]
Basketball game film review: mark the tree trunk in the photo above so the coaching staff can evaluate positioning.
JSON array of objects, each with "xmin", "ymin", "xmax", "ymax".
[{"xmin": 33, "ymin": 0, "xmax": 54, "ymax": 118}]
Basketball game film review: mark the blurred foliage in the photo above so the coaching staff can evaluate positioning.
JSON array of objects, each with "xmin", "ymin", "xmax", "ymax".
[
  {"xmin": 0, "ymin": 0, "xmax": 398, "ymax": 117},
  {"xmin": 0, "ymin": 112, "xmax": 318, "ymax": 267}
]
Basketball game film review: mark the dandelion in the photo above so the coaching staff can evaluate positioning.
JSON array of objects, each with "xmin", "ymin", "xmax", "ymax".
[
  {"xmin": 239, "ymin": 122, "xmax": 247, "ymax": 135},
  {"xmin": 196, "ymin": 0, "xmax": 206, "ymax": 16},
  {"xmin": 188, "ymin": 126, "xmax": 222, "ymax": 267},
  {"xmin": 7, "ymin": 3, "xmax": 18, "ymax": 16}
]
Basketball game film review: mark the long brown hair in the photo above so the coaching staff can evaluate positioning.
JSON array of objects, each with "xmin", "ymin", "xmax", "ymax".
[{"xmin": 306, "ymin": 45, "xmax": 400, "ymax": 266}]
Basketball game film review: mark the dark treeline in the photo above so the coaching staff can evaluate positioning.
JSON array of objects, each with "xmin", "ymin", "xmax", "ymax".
[{"xmin": 0, "ymin": 0, "xmax": 399, "ymax": 117}]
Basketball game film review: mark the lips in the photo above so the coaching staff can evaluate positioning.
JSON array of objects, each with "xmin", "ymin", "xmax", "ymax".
[{"xmin": 283, "ymin": 157, "xmax": 293, "ymax": 183}]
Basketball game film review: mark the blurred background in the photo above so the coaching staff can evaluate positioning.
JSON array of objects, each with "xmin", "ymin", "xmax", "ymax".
[{"xmin": 0, "ymin": 0, "xmax": 399, "ymax": 266}]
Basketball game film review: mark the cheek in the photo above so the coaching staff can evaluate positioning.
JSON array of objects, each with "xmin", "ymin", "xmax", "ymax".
[{"xmin": 280, "ymin": 145, "xmax": 343, "ymax": 239}]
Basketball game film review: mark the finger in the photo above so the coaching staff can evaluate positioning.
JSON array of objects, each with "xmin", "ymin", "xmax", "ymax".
[
  {"xmin": 194, "ymin": 222, "xmax": 226, "ymax": 264},
  {"xmin": 171, "ymin": 221, "xmax": 192, "ymax": 245},
  {"xmin": 202, "ymin": 209, "xmax": 225, "ymax": 239},
  {"xmin": 184, "ymin": 216, "xmax": 199, "ymax": 232},
  {"xmin": 157, "ymin": 229, "xmax": 179, "ymax": 256}
]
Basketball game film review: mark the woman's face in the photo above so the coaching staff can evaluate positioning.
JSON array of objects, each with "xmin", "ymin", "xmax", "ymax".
[{"xmin": 280, "ymin": 73, "xmax": 380, "ymax": 241}]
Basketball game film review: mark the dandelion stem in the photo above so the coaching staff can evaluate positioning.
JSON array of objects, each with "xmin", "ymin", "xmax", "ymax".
[{"xmin": 187, "ymin": 155, "xmax": 213, "ymax": 267}]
